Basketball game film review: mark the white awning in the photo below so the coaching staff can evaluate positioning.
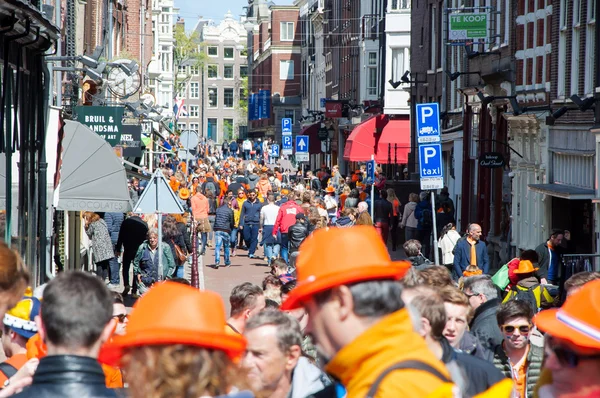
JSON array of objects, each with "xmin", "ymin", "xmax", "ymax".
[{"xmin": 54, "ymin": 120, "xmax": 132, "ymax": 212}]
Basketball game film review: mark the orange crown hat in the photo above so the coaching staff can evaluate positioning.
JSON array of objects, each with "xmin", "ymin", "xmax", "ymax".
[
  {"xmin": 178, "ymin": 187, "xmax": 191, "ymax": 200},
  {"xmin": 280, "ymin": 226, "xmax": 411, "ymax": 311},
  {"xmin": 99, "ymin": 282, "xmax": 246, "ymax": 367},
  {"xmin": 513, "ymin": 260, "xmax": 539, "ymax": 274},
  {"xmin": 534, "ymin": 279, "xmax": 600, "ymax": 350},
  {"xmin": 324, "ymin": 186, "xmax": 336, "ymax": 193}
]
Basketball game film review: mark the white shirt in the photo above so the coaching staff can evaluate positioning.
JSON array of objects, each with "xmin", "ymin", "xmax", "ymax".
[
  {"xmin": 261, "ymin": 203, "xmax": 280, "ymax": 226},
  {"xmin": 438, "ymin": 229, "xmax": 462, "ymax": 265},
  {"xmin": 243, "ymin": 140, "xmax": 252, "ymax": 150}
]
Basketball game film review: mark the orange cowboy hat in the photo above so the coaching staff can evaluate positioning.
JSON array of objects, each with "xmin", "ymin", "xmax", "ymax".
[
  {"xmin": 281, "ymin": 188, "xmax": 289, "ymax": 195},
  {"xmin": 280, "ymin": 226, "xmax": 411, "ymax": 311},
  {"xmin": 178, "ymin": 187, "xmax": 191, "ymax": 200},
  {"xmin": 99, "ymin": 282, "xmax": 246, "ymax": 366},
  {"xmin": 534, "ymin": 279, "xmax": 600, "ymax": 350},
  {"xmin": 324, "ymin": 186, "xmax": 335, "ymax": 193},
  {"xmin": 513, "ymin": 260, "xmax": 539, "ymax": 274}
]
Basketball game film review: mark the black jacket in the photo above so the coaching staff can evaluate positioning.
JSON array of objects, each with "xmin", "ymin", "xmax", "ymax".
[
  {"xmin": 176, "ymin": 222, "xmax": 192, "ymax": 253},
  {"xmin": 458, "ymin": 330, "xmax": 494, "ymax": 363},
  {"xmin": 441, "ymin": 338, "xmax": 506, "ymax": 397},
  {"xmin": 288, "ymin": 221, "xmax": 309, "ymax": 253},
  {"xmin": 470, "ymin": 298, "xmax": 503, "ymax": 351},
  {"xmin": 13, "ymin": 355, "xmax": 117, "ymax": 398},
  {"xmin": 408, "ymin": 255, "xmax": 433, "ymax": 270},
  {"xmin": 115, "ymin": 216, "xmax": 148, "ymax": 255},
  {"xmin": 373, "ymin": 199, "xmax": 393, "ymax": 224},
  {"xmin": 214, "ymin": 204, "xmax": 235, "ymax": 233}
]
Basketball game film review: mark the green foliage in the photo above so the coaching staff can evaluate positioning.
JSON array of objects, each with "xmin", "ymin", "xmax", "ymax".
[
  {"xmin": 173, "ymin": 25, "xmax": 207, "ymax": 97},
  {"xmin": 237, "ymin": 77, "xmax": 248, "ymax": 117},
  {"xmin": 223, "ymin": 119, "xmax": 233, "ymax": 141}
]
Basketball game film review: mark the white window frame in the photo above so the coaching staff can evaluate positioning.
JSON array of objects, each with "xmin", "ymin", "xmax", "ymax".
[
  {"xmin": 207, "ymin": 64, "xmax": 218, "ymax": 79},
  {"xmin": 190, "ymin": 65, "xmax": 199, "ymax": 75},
  {"xmin": 503, "ymin": 0, "xmax": 510, "ymax": 46},
  {"xmin": 240, "ymin": 65, "xmax": 248, "ymax": 78},
  {"xmin": 280, "ymin": 60, "xmax": 294, "ymax": 80},
  {"xmin": 207, "ymin": 46, "xmax": 218, "ymax": 57},
  {"xmin": 280, "ymin": 22, "xmax": 294, "ymax": 41},
  {"xmin": 223, "ymin": 64, "xmax": 234, "ymax": 79},
  {"xmin": 189, "ymin": 123, "xmax": 199, "ymax": 132},
  {"xmin": 223, "ymin": 118, "xmax": 234, "ymax": 139},
  {"xmin": 189, "ymin": 82, "xmax": 199, "ymax": 99},
  {"xmin": 223, "ymin": 88, "xmax": 234, "ymax": 108},
  {"xmin": 208, "ymin": 87, "xmax": 218, "ymax": 108},
  {"xmin": 223, "ymin": 47, "xmax": 234, "ymax": 59},
  {"xmin": 391, "ymin": 47, "xmax": 407, "ymax": 84},
  {"xmin": 178, "ymin": 65, "xmax": 187, "ymax": 75},
  {"xmin": 390, "ymin": 0, "xmax": 410, "ymax": 11},
  {"xmin": 367, "ymin": 52, "xmax": 377, "ymax": 97},
  {"xmin": 584, "ymin": 0, "xmax": 596, "ymax": 94},
  {"xmin": 177, "ymin": 122, "xmax": 186, "ymax": 131},
  {"xmin": 188, "ymin": 105, "xmax": 199, "ymax": 117},
  {"xmin": 557, "ymin": 0, "xmax": 568, "ymax": 98},
  {"xmin": 570, "ymin": 0, "xmax": 582, "ymax": 96}
]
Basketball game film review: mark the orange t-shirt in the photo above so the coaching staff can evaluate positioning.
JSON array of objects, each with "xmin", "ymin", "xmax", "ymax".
[
  {"xmin": 392, "ymin": 199, "xmax": 400, "ymax": 217},
  {"xmin": 359, "ymin": 192, "xmax": 367, "ymax": 202},
  {"xmin": 102, "ymin": 364, "xmax": 124, "ymax": 388},
  {"xmin": 0, "ymin": 353, "xmax": 29, "ymax": 384}
]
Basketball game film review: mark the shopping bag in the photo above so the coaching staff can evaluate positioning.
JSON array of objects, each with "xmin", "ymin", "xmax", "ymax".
[{"xmin": 491, "ymin": 263, "xmax": 510, "ymax": 290}]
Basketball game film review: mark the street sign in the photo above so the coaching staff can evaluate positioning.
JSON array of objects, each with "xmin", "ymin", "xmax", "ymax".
[
  {"xmin": 282, "ymin": 135, "xmax": 293, "ymax": 155},
  {"xmin": 418, "ymin": 143, "xmax": 444, "ymax": 190},
  {"xmin": 296, "ymin": 153, "xmax": 309, "ymax": 162},
  {"xmin": 296, "ymin": 135, "xmax": 309, "ymax": 153},
  {"xmin": 282, "ymin": 118, "xmax": 292, "ymax": 135},
  {"xmin": 270, "ymin": 144, "xmax": 280, "ymax": 158},
  {"xmin": 134, "ymin": 169, "xmax": 184, "ymax": 214},
  {"xmin": 415, "ymin": 103, "xmax": 441, "ymax": 143},
  {"xmin": 366, "ymin": 159, "xmax": 375, "ymax": 184},
  {"xmin": 449, "ymin": 13, "xmax": 488, "ymax": 41}
]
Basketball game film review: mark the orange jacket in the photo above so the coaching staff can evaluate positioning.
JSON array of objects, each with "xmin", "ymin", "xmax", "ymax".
[
  {"xmin": 256, "ymin": 179, "xmax": 272, "ymax": 198},
  {"xmin": 0, "ymin": 353, "xmax": 28, "ymax": 384},
  {"xmin": 190, "ymin": 193, "xmax": 209, "ymax": 220},
  {"xmin": 326, "ymin": 309, "xmax": 450, "ymax": 397}
]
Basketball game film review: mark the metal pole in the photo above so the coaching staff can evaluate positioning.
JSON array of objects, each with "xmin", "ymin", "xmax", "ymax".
[
  {"xmin": 107, "ymin": 0, "xmax": 113, "ymax": 60},
  {"xmin": 370, "ymin": 155, "xmax": 375, "ymax": 223},
  {"xmin": 191, "ymin": 220, "xmax": 199, "ymax": 288},
  {"xmin": 441, "ymin": 0, "xmax": 447, "ymax": 116},
  {"xmin": 55, "ymin": 0, "xmax": 62, "ymax": 107},
  {"xmin": 156, "ymin": 174, "xmax": 163, "ymax": 280},
  {"xmin": 431, "ymin": 190, "xmax": 440, "ymax": 265}
]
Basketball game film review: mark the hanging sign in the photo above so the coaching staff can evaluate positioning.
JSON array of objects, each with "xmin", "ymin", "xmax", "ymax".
[{"xmin": 479, "ymin": 152, "xmax": 505, "ymax": 168}]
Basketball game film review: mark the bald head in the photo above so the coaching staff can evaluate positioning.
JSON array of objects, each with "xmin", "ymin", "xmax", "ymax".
[{"xmin": 467, "ymin": 224, "xmax": 482, "ymax": 241}]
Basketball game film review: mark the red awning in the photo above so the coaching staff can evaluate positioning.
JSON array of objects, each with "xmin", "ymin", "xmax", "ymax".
[
  {"xmin": 343, "ymin": 115, "xmax": 388, "ymax": 162},
  {"xmin": 298, "ymin": 123, "xmax": 322, "ymax": 154},
  {"xmin": 375, "ymin": 116, "xmax": 411, "ymax": 164}
]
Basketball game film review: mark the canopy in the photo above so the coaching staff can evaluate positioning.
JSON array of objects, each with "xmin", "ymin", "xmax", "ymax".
[
  {"xmin": 375, "ymin": 117, "xmax": 411, "ymax": 164},
  {"xmin": 54, "ymin": 120, "xmax": 132, "ymax": 212},
  {"xmin": 296, "ymin": 123, "xmax": 322, "ymax": 155},
  {"xmin": 343, "ymin": 115, "xmax": 388, "ymax": 162}
]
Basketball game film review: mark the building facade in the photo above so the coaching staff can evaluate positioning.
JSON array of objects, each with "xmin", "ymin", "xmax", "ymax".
[{"xmin": 148, "ymin": 0, "xmax": 176, "ymax": 111}]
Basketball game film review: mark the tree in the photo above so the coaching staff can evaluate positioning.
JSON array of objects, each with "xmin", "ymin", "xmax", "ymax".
[
  {"xmin": 173, "ymin": 24, "xmax": 207, "ymax": 98},
  {"xmin": 235, "ymin": 76, "xmax": 248, "ymax": 139}
]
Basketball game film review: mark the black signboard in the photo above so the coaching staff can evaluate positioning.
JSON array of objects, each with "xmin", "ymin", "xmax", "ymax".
[
  {"xmin": 120, "ymin": 124, "xmax": 143, "ymax": 158},
  {"xmin": 318, "ymin": 126, "xmax": 329, "ymax": 141},
  {"xmin": 479, "ymin": 152, "xmax": 505, "ymax": 168}
]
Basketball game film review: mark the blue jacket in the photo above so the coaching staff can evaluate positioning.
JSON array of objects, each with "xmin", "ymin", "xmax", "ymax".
[
  {"xmin": 453, "ymin": 238, "xmax": 490, "ymax": 275},
  {"xmin": 104, "ymin": 212, "xmax": 124, "ymax": 244},
  {"xmin": 240, "ymin": 199, "xmax": 263, "ymax": 227},
  {"xmin": 413, "ymin": 200, "xmax": 432, "ymax": 231}
]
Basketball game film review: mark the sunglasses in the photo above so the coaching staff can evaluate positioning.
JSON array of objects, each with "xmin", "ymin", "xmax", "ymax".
[
  {"xmin": 501, "ymin": 324, "xmax": 531, "ymax": 334},
  {"xmin": 114, "ymin": 314, "xmax": 128, "ymax": 323},
  {"xmin": 549, "ymin": 344, "xmax": 600, "ymax": 368}
]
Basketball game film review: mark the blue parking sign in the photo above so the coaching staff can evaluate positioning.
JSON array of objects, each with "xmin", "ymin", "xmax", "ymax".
[
  {"xmin": 270, "ymin": 144, "xmax": 280, "ymax": 158},
  {"xmin": 419, "ymin": 143, "xmax": 444, "ymax": 190},
  {"xmin": 366, "ymin": 160, "xmax": 375, "ymax": 183},
  {"xmin": 282, "ymin": 118, "xmax": 292, "ymax": 135},
  {"xmin": 415, "ymin": 103, "xmax": 441, "ymax": 143},
  {"xmin": 282, "ymin": 135, "xmax": 292, "ymax": 155}
]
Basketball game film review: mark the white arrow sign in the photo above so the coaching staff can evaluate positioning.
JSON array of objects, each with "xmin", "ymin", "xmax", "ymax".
[{"xmin": 298, "ymin": 138, "xmax": 306, "ymax": 150}]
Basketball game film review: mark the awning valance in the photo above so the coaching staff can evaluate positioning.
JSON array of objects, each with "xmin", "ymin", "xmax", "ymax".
[
  {"xmin": 528, "ymin": 184, "xmax": 596, "ymax": 200},
  {"xmin": 297, "ymin": 123, "xmax": 322, "ymax": 154},
  {"xmin": 343, "ymin": 115, "xmax": 388, "ymax": 162},
  {"xmin": 375, "ymin": 116, "xmax": 410, "ymax": 164},
  {"xmin": 54, "ymin": 120, "xmax": 132, "ymax": 212}
]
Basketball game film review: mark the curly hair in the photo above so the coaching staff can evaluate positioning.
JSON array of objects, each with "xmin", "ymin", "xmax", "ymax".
[{"xmin": 122, "ymin": 345, "xmax": 248, "ymax": 398}]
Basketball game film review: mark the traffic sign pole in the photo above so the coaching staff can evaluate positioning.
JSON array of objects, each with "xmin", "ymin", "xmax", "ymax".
[{"xmin": 431, "ymin": 191, "xmax": 439, "ymax": 266}]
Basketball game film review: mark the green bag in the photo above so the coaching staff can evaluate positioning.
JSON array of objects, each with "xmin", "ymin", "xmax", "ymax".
[{"xmin": 491, "ymin": 263, "xmax": 510, "ymax": 290}]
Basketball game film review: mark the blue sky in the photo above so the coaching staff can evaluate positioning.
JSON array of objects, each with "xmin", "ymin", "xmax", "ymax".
[{"xmin": 176, "ymin": 0, "xmax": 295, "ymax": 30}]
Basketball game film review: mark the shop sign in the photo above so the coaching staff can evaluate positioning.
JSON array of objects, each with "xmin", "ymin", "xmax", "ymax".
[
  {"xmin": 325, "ymin": 101, "xmax": 343, "ymax": 118},
  {"xmin": 120, "ymin": 124, "xmax": 143, "ymax": 157},
  {"xmin": 76, "ymin": 106, "xmax": 124, "ymax": 146},
  {"xmin": 318, "ymin": 126, "xmax": 329, "ymax": 141},
  {"xmin": 479, "ymin": 152, "xmax": 505, "ymax": 168}
]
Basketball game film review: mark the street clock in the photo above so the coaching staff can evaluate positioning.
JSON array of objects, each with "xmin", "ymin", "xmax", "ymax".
[{"xmin": 107, "ymin": 59, "xmax": 141, "ymax": 98}]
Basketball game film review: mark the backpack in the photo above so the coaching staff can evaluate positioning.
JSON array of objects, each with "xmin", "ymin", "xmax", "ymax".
[
  {"xmin": 203, "ymin": 181, "xmax": 217, "ymax": 197},
  {"xmin": 420, "ymin": 207, "xmax": 433, "ymax": 229},
  {"xmin": 509, "ymin": 285, "xmax": 539, "ymax": 312}
]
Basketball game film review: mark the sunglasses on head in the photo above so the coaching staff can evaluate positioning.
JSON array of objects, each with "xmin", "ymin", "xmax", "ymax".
[
  {"xmin": 114, "ymin": 314, "xmax": 128, "ymax": 323},
  {"xmin": 501, "ymin": 324, "xmax": 531, "ymax": 334}
]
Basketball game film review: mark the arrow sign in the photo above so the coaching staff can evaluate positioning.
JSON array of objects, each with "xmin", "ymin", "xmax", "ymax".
[{"xmin": 296, "ymin": 135, "xmax": 309, "ymax": 153}]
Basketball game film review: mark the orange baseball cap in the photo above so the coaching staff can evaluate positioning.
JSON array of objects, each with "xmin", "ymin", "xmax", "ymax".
[
  {"xmin": 280, "ymin": 226, "xmax": 411, "ymax": 310},
  {"xmin": 534, "ymin": 279, "xmax": 600, "ymax": 350},
  {"xmin": 99, "ymin": 282, "xmax": 246, "ymax": 366}
]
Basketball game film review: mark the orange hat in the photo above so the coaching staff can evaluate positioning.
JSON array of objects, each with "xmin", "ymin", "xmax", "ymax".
[
  {"xmin": 206, "ymin": 172, "xmax": 214, "ymax": 178},
  {"xmin": 513, "ymin": 260, "xmax": 538, "ymax": 274},
  {"xmin": 99, "ymin": 282, "xmax": 246, "ymax": 366},
  {"xmin": 324, "ymin": 186, "xmax": 335, "ymax": 193},
  {"xmin": 178, "ymin": 187, "xmax": 190, "ymax": 200},
  {"xmin": 281, "ymin": 189, "xmax": 289, "ymax": 195},
  {"xmin": 534, "ymin": 279, "xmax": 600, "ymax": 350},
  {"xmin": 280, "ymin": 226, "xmax": 411, "ymax": 310}
]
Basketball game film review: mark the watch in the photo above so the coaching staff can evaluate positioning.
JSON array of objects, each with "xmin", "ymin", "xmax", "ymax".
[{"xmin": 107, "ymin": 59, "xmax": 141, "ymax": 99}]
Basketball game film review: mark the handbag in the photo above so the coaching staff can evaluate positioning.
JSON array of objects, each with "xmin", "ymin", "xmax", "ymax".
[
  {"xmin": 171, "ymin": 239, "xmax": 187, "ymax": 265},
  {"xmin": 491, "ymin": 263, "xmax": 510, "ymax": 290}
]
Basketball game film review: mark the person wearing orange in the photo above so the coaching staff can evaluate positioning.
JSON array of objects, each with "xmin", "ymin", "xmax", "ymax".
[
  {"xmin": 256, "ymin": 173, "xmax": 272, "ymax": 199},
  {"xmin": 191, "ymin": 185, "xmax": 210, "ymax": 256},
  {"xmin": 99, "ymin": 282, "xmax": 252, "ymax": 398},
  {"xmin": 101, "ymin": 292, "xmax": 129, "ymax": 389},
  {"xmin": 387, "ymin": 188, "xmax": 401, "ymax": 252},
  {"xmin": 280, "ymin": 226, "xmax": 452, "ymax": 397},
  {"xmin": 0, "ymin": 292, "xmax": 40, "ymax": 384}
]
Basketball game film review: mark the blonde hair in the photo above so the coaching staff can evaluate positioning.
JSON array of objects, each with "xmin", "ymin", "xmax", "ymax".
[
  {"xmin": 408, "ymin": 193, "xmax": 419, "ymax": 203},
  {"xmin": 123, "ymin": 345, "xmax": 248, "ymax": 398},
  {"xmin": 83, "ymin": 212, "xmax": 101, "ymax": 223},
  {"xmin": 387, "ymin": 188, "xmax": 399, "ymax": 203}
]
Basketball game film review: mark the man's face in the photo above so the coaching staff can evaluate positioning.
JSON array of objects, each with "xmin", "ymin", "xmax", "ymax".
[
  {"xmin": 544, "ymin": 336, "xmax": 600, "ymax": 396},
  {"xmin": 443, "ymin": 303, "xmax": 469, "ymax": 348},
  {"xmin": 248, "ymin": 192, "xmax": 257, "ymax": 201},
  {"xmin": 550, "ymin": 234, "xmax": 564, "ymax": 247},
  {"xmin": 468, "ymin": 225, "xmax": 482, "ymax": 241},
  {"xmin": 500, "ymin": 316, "xmax": 531, "ymax": 351},
  {"xmin": 112, "ymin": 303, "xmax": 128, "ymax": 336},
  {"xmin": 243, "ymin": 325, "xmax": 298, "ymax": 394},
  {"xmin": 464, "ymin": 288, "xmax": 486, "ymax": 310},
  {"xmin": 148, "ymin": 234, "xmax": 159, "ymax": 249}
]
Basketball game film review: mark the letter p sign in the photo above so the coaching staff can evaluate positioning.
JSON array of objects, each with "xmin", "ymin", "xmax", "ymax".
[
  {"xmin": 420, "ymin": 106, "xmax": 434, "ymax": 124},
  {"xmin": 423, "ymin": 146, "xmax": 436, "ymax": 163}
]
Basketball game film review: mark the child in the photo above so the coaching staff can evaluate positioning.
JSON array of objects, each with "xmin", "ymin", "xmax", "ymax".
[{"xmin": 463, "ymin": 264, "xmax": 483, "ymax": 277}]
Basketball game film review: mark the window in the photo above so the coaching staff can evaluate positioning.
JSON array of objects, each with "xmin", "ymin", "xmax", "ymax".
[
  {"xmin": 223, "ymin": 119, "xmax": 234, "ymax": 140},
  {"xmin": 207, "ymin": 46, "xmax": 218, "ymax": 56},
  {"xmin": 391, "ymin": 48, "xmax": 406, "ymax": 83},
  {"xmin": 189, "ymin": 82, "xmax": 199, "ymax": 99},
  {"xmin": 367, "ymin": 52, "xmax": 377, "ymax": 96},
  {"xmin": 207, "ymin": 64, "xmax": 218, "ymax": 79},
  {"xmin": 189, "ymin": 105, "xmax": 199, "ymax": 117},
  {"xmin": 189, "ymin": 123, "xmax": 199, "ymax": 132},
  {"xmin": 571, "ymin": 0, "xmax": 582, "ymax": 95},
  {"xmin": 240, "ymin": 65, "xmax": 248, "ymax": 78},
  {"xmin": 208, "ymin": 87, "xmax": 218, "ymax": 108},
  {"xmin": 177, "ymin": 122, "xmax": 186, "ymax": 131},
  {"xmin": 224, "ymin": 88, "xmax": 234, "ymax": 108},
  {"xmin": 190, "ymin": 65, "xmax": 199, "ymax": 75},
  {"xmin": 224, "ymin": 47, "xmax": 234, "ymax": 59},
  {"xmin": 224, "ymin": 65, "xmax": 234, "ymax": 79},
  {"xmin": 280, "ymin": 60, "xmax": 294, "ymax": 80},
  {"xmin": 557, "ymin": 0, "xmax": 568, "ymax": 97},
  {"xmin": 178, "ymin": 65, "xmax": 187, "ymax": 74},
  {"xmin": 207, "ymin": 118, "xmax": 217, "ymax": 140},
  {"xmin": 584, "ymin": 0, "xmax": 596, "ymax": 94},
  {"xmin": 240, "ymin": 87, "xmax": 247, "ymax": 101},
  {"xmin": 284, "ymin": 109, "xmax": 294, "ymax": 124},
  {"xmin": 280, "ymin": 22, "xmax": 294, "ymax": 41},
  {"xmin": 390, "ymin": 0, "xmax": 410, "ymax": 10}
]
